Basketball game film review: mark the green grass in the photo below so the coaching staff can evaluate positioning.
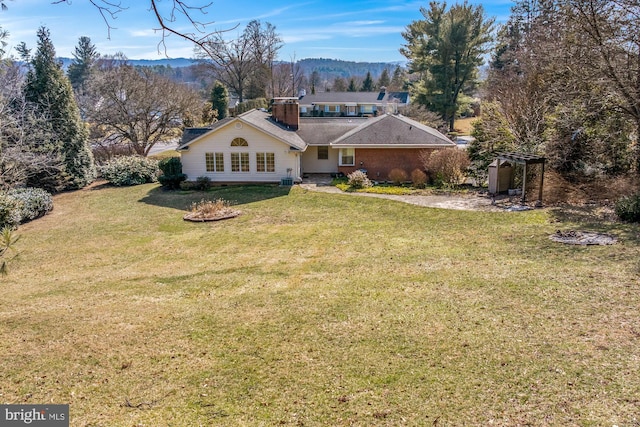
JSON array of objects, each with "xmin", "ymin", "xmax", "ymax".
[{"xmin": 2, "ymin": 183, "xmax": 639, "ymax": 426}]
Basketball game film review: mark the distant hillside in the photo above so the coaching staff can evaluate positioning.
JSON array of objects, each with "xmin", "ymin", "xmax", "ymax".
[
  {"xmin": 57, "ymin": 57, "xmax": 404, "ymax": 79},
  {"xmin": 58, "ymin": 57, "xmax": 196, "ymax": 69},
  {"xmin": 294, "ymin": 58, "xmax": 405, "ymax": 80}
]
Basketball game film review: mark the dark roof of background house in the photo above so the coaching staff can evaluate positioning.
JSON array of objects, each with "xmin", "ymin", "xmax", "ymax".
[{"xmin": 298, "ymin": 91, "xmax": 410, "ymax": 106}]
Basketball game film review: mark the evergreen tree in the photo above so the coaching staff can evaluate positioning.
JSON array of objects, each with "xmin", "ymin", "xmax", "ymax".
[
  {"xmin": 389, "ymin": 65, "xmax": 406, "ymax": 90},
  {"xmin": 67, "ymin": 36, "xmax": 99, "ymax": 92},
  {"xmin": 361, "ymin": 71, "xmax": 375, "ymax": 91},
  {"xmin": 23, "ymin": 27, "xmax": 95, "ymax": 190},
  {"xmin": 347, "ymin": 78, "xmax": 357, "ymax": 92},
  {"xmin": 377, "ymin": 68, "xmax": 391, "ymax": 89},
  {"xmin": 210, "ymin": 80, "xmax": 229, "ymax": 120},
  {"xmin": 401, "ymin": 3, "xmax": 494, "ymax": 131}
]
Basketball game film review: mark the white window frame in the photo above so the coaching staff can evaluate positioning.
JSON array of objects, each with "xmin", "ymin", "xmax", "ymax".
[
  {"xmin": 205, "ymin": 152, "xmax": 224, "ymax": 172},
  {"xmin": 256, "ymin": 152, "xmax": 275, "ymax": 173},
  {"xmin": 339, "ymin": 148, "xmax": 355, "ymax": 166}
]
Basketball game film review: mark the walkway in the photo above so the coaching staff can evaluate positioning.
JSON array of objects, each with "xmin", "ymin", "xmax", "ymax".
[{"xmin": 298, "ymin": 175, "xmax": 505, "ymax": 212}]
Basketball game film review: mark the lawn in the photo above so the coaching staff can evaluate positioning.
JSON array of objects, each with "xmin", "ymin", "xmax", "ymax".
[{"xmin": 2, "ymin": 183, "xmax": 639, "ymax": 426}]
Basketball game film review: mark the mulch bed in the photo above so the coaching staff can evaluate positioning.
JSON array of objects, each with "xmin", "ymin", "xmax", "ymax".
[
  {"xmin": 549, "ymin": 230, "xmax": 617, "ymax": 245},
  {"xmin": 183, "ymin": 211, "xmax": 241, "ymax": 222}
]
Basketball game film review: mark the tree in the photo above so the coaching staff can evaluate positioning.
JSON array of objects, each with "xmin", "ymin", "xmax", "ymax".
[
  {"xmin": 361, "ymin": 71, "xmax": 375, "ymax": 91},
  {"xmin": 0, "ymin": 61, "xmax": 64, "ymax": 190},
  {"xmin": 565, "ymin": 0, "xmax": 640, "ymax": 172},
  {"xmin": 401, "ymin": 2, "xmax": 494, "ymax": 132},
  {"xmin": 332, "ymin": 77, "xmax": 347, "ymax": 92},
  {"xmin": 84, "ymin": 64, "xmax": 204, "ymax": 156},
  {"xmin": 347, "ymin": 78, "xmax": 358, "ymax": 92},
  {"xmin": 23, "ymin": 27, "xmax": 95, "ymax": 190},
  {"xmin": 67, "ymin": 36, "xmax": 99, "ymax": 92},
  {"xmin": 244, "ymin": 20, "xmax": 283, "ymax": 99},
  {"xmin": 377, "ymin": 68, "xmax": 391, "ymax": 89},
  {"xmin": 210, "ymin": 80, "xmax": 229, "ymax": 120},
  {"xmin": 389, "ymin": 65, "xmax": 406, "ymax": 91},
  {"xmin": 309, "ymin": 70, "xmax": 321, "ymax": 94},
  {"xmin": 197, "ymin": 21, "xmax": 282, "ymax": 102}
]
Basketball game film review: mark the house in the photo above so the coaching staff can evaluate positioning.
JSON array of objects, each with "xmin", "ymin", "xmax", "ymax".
[
  {"xmin": 297, "ymin": 88, "xmax": 410, "ymax": 117},
  {"xmin": 177, "ymin": 98, "xmax": 454, "ymax": 183}
]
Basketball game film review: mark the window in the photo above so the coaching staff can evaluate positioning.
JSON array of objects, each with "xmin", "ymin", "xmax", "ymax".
[
  {"xmin": 231, "ymin": 137, "xmax": 248, "ymax": 147},
  {"xmin": 256, "ymin": 152, "xmax": 275, "ymax": 172},
  {"xmin": 339, "ymin": 148, "xmax": 355, "ymax": 166},
  {"xmin": 324, "ymin": 105, "xmax": 340, "ymax": 113},
  {"xmin": 317, "ymin": 146, "xmax": 329, "ymax": 160},
  {"xmin": 205, "ymin": 152, "xmax": 224, "ymax": 172},
  {"xmin": 231, "ymin": 152, "xmax": 250, "ymax": 172}
]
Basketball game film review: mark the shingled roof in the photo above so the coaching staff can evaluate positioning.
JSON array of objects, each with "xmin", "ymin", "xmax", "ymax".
[
  {"xmin": 298, "ymin": 90, "xmax": 410, "ymax": 106},
  {"xmin": 331, "ymin": 114, "xmax": 454, "ymax": 148},
  {"xmin": 177, "ymin": 109, "xmax": 306, "ymax": 151},
  {"xmin": 296, "ymin": 117, "xmax": 368, "ymax": 146}
]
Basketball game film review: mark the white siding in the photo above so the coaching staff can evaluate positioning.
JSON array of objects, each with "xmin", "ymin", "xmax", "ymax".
[
  {"xmin": 180, "ymin": 122, "xmax": 300, "ymax": 182},
  {"xmin": 301, "ymin": 146, "xmax": 339, "ymax": 173}
]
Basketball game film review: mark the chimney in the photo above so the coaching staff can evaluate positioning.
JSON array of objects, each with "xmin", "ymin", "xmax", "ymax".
[{"xmin": 271, "ymin": 98, "xmax": 300, "ymax": 130}]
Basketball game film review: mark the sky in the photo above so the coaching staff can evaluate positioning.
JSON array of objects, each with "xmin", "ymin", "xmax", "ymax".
[{"xmin": 0, "ymin": 0, "xmax": 514, "ymax": 63}]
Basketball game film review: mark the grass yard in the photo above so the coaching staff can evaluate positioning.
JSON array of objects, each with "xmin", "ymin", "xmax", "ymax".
[{"xmin": 1, "ymin": 183, "xmax": 639, "ymax": 426}]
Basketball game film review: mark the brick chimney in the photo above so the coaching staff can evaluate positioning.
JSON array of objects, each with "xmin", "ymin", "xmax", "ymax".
[{"xmin": 271, "ymin": 98, "xmax": 300, "ymax": 130}]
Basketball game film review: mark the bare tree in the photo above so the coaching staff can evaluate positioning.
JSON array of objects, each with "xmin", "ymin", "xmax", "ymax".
[
  {"xmin": 196, "ymin": 21, "xmax": 283, "ymax": 102},
  {"xmin": 83, "ymin": 64, "xmax": 204, "ymax": 156},
  {"xmin": 196, "ymin": 29, "xmax": 256, "ymax": 103}
]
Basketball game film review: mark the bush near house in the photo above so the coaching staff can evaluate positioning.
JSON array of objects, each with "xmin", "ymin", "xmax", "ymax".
[
  {"xmin": 411, "ymin": 169, "xmax": 427, "ymax": 188},
  {"xmin": 0, "ymin": 188, "xmax": 54, "ymax": 229},
  {"xmin": 158, "ymin": 157, "xmax": 187, "ymax": 189},
  {"xmin": 347, "ymin": 170, "xmax": 373, "ymax": 189},
  {"xmin": 99, "ymin": 156, "xmax": 159, "ymax": 186},
  {"xmin": 388, "ymin": 168, "xmax": 409, "ymax": 185},
  {"xmin": 422, "ymin": 148, "xmax": 470, "ymax": 187}
]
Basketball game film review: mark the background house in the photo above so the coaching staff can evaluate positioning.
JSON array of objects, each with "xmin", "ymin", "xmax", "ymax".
[{"xmin": 298, "ymin": 88, "xmax": 410, "ymax": 117}]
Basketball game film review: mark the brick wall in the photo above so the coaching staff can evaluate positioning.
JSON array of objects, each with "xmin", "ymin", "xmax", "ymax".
[{"xmin": 338, "ymin": 148, "xmax": 437, "ymax": 181}]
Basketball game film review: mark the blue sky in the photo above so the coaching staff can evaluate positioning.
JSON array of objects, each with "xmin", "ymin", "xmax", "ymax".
[{"xmin": 0, "ymin": 0, "xmax": 514, "ymax": 62}]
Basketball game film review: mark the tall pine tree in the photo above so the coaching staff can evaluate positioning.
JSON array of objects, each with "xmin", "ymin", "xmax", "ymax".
[
  {"xmin": 67, "ymin": 36, "xmax": 99, "ymax": 92},
  {"xmin": 361, "ymin": 71, "xmax": 375, "ymax": 92},
  {"xmin": 24, "ymin": 27, "xmax": 95, "ymax": 190}
]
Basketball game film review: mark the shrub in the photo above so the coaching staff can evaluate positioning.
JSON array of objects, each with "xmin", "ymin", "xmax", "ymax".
[
  {"xmin": 423, "ymin": 149, "xmax": 470, "ymax": 187},
  {"xmin": 6, "ymin": 188, "xmax": 54, "ymax": 223},
  {"xmin": 0, "ymin": 194, "xmax": 20, "ymax": 230},
  {"xmin": 158, "ymin": 157, "xmax": 187, "ymax": 189},
  {"xmin": 615, "ymin": 193, "xmax": 640, "ymax": 223},
  {"xmin": 195, "ymin": 176, "xmax": 212, "ymax": 191},
  {"xmin": 388, "ymin": 168, "xmax": 408, "ymax": 185},
  {"xmin": 347, "ymin": 170, "xmax": 372, "ymax": 189},
  {"xmin": 411, "ymin": 169, "xmax": 427, "ymax": 188},
  {"xmin": 99, "ymin": 156, "xmax": 159, "ymax": 186}
]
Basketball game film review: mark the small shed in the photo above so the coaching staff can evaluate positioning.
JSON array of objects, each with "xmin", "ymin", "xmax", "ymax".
[
  {"xmin": 494, "ymin": 152, "xmax": 546, "ymax": 206},
  {"xmin": 488, "ymin": 159, "xmax": 514, "ymax": 194}
]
